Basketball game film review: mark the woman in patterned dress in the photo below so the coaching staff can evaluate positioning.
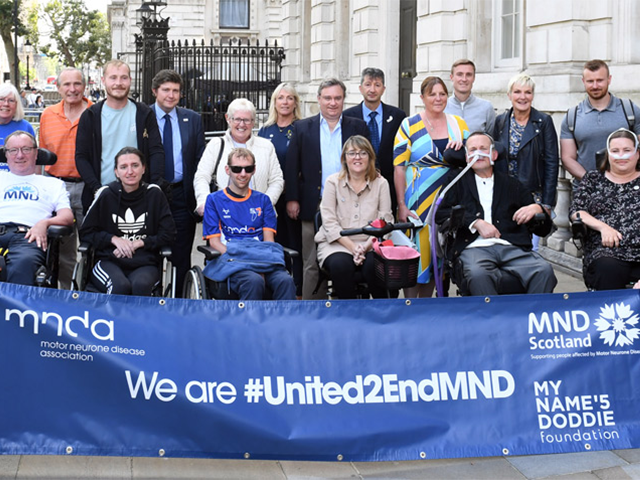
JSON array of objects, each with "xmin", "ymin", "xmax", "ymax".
[
  {"xmin": 570, "ymin": 128, "xmax": 640, "ymax": 290},
  {"xmin": 393, "ymin": 76, "xmax": 469, "ymax": 297}
]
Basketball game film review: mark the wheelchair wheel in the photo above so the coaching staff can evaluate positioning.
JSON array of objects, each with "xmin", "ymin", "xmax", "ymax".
[{"xmin": 183, "ymin": 266, "xmax": 208, "ymax": 300}]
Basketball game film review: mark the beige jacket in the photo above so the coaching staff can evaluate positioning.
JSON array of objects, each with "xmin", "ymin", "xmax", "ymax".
[
  {"xmin": 193, "ymin": 130, "xmax": 284, "ymax": 209},
  {"xmin": 315, "ymin": 173, "xmax": 393, "ymax": 267}
]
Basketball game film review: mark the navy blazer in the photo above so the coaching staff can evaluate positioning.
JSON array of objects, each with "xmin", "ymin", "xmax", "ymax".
[
  {"xmin": 173, "ymin": 106, "xmax": 206, "ymax": 216},
  {"xmin": 343, "ymin": 101, "xmax": 406, "ymax": 210},
  {"xmin": 285, "ymin": 114, "xmax": 369, "ymax": 221},
  {"xmin": 435, "ymin": 169, "xmax": 551, "ymax": 261}
]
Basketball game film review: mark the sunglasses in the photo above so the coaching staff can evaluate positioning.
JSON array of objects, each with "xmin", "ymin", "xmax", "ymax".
[{"xmin": 229, "ymin": 165, "xmax": 256, "ymax": 174}]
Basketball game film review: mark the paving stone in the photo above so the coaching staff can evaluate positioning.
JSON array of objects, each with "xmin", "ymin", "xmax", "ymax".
[
  {"xmin": 279, "ymin": 460, "xmax": 360, "ymax": 479},
  {"xmin": 354, "ymin": 457, "xmax": 524, "ymax": 479},
  {"xmin": 16, "ymin": 455, "xmax": 131, "ymax": 479},
  {"xmin": 539, "ymin": 472, "xmax": 600, "ymax": 480},
  {"xmin": 0, "ymin": 455, "xmax": 19, "ymax": 479},
  {"xmin": 131, "ymin": 457, "xmax": 286, "ymax": 479},
  {"xmin": 507, "ymin": 451, "xmax": 627, "ymax": 479},
  {"xmin": 595, "ymin": 463, "xmax": 640, "ymax": 480},
  {"xmin": 614, "ymin": 449, "xmax": 640, "ymax": 465}
]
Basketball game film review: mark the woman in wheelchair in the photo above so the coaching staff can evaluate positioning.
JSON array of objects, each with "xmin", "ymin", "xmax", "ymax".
[
  {"xmin": 79, "ymin": 147, "xmax": 176, "ymax": 295},
  {"xmin": 315, "ymin": 135, "xmax": 393, "ymax": 299},
  {"xmin": 570, "ymin": 128, "xmax": 640, "ymax": 290}
]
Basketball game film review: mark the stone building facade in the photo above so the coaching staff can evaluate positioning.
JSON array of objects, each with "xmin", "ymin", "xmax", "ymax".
[{"xmin": 108, "ymin": 0, "xmax": 640, "ymax": 268}]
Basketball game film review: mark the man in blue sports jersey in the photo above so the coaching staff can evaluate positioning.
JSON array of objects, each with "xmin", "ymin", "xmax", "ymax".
[{"xmin": 202, "ymin": 148, "xmax": 296, "ymax": 300}]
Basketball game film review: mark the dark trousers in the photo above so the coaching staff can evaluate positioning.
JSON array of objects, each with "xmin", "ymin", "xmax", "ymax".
[
  {"xmin": 169, "ymin": 183, "xmax": 196, "ymax": 298},
  {"xmin": 276, "ymin": 196, "xmax": 302, "ymax": 296},
  {"xmin": 0, "ymin": 225, "xmax": 45, "ymax": 286},
  {"xmin": 90, "ymin": 260, "xmax": 159, "ymax": 296},
  {"xmin": 586, "ymin": 257, "xmax": 640, "ymax": 290},
  {"xmin": 228, "ymin": 268, "xmax": 296, "ymax": 300},
  {"xmin": 323, "ymin": 251, "xmax": 388, "ymax": 299}
]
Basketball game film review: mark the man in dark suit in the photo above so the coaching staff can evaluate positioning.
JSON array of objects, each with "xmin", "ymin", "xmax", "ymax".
[
  {"xmin": 151, "ymin": 69, "xmax": 206, "ymax": 296},
  {"xmin": 343, "ymin": 68, "xmax": 406, "ymax": 214},
  {"xmin": 435, "ymin": 132, "xmax": 556, "ymax": 296},
  {"xmin": 285, "ymin": 78, "xmax": 369, "ymax": 299}
]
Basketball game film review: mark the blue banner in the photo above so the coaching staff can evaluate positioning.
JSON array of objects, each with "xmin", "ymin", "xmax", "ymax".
[{"xmin": 1, "ymin": 283, "xmax": 639, "ymax": 461}]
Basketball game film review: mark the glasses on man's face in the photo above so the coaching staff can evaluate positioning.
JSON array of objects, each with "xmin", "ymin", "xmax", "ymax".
[
  {"xmin": 4, "ymin": 147, "xmax": 36, "ymax": 157},
  {"xmin": 229, "ymin": 165, "xmax": 256, "ymax": 174},
  {"xmin": 230, "ymin": 117, "xmax": 253, "ymax": 125},
  {"xmin": 345, "ymin": 150, "xmax": 369, "ymax": 159},
  {"xmin": 0, "ymin": 97, "xmax": 17, "ymax": 105}
]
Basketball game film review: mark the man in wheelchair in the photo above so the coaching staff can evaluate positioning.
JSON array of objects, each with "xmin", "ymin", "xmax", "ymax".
[
  {"xmin": 202, "ymin": 148, "xmax": 296, "ymax": 300},
  {"xmin": 0, "ymin": 131, "xmax": 73, "ymax": 285},
  {"xmin": 435, "ymin": 132, "xmax": 557, "ymax": 296}
]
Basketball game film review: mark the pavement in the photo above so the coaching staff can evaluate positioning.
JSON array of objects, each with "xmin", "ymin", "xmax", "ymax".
[{"xmin": 4, "ymin": 266, "xmax": 639, "ymax": 479}]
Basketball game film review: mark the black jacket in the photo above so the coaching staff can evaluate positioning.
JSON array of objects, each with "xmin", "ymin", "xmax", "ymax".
[
  {"xmin": 75, "ymin": 99, "xmax": 165, "ymax": 211},
  {"xmin": 435, "ymin": 169, "xmax": 551, "ymax": 261},
  {"xmin": 285, "ymin": 114, "xmax": 370, "ymax": 221},
  {"xmin": 80, "ymin": 181, "xmax": 176, "ymax": 270},
  {"xmin": 493, "ymin": 107, "xmax": 559, "ymax": 207}
]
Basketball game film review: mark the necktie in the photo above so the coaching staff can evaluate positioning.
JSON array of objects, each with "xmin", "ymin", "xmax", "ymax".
[
  {"xmin": 368, "ymin": 111, "xmax": 380, "ymax": 154},
  {"xmin": 163, "ymin": 114, "xmax": 174, "ymax": 182}
]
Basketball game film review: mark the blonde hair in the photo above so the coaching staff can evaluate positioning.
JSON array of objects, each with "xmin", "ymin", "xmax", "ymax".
[
  {"xmin": 507, "ymin": 73, "xmax": 535, "ymax": 94},
  {"xmin": 263, "ymin": 83, "xmax": 302, "ymax": 127},
  {"xmin": 339, "ymin": 135, "xmax": 377, "ymax": 181}
]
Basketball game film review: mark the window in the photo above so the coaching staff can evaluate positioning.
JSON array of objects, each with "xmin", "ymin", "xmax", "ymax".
[
  {"xmin": 494, "ymin": 0, "xmax": 522, "ymax": 67},
  {"xmin": 220, "ymin": 0, "xmax": 250, "ymax": 29}
]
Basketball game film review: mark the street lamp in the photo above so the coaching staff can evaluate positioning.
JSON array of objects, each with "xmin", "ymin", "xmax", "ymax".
[
  {"xmin": 24, "ymin": 39, "xmax": 32, "ymax": 90},
  {"xmin": 134, "ymin": 0, "xmax": 170, "ymax": 103}
]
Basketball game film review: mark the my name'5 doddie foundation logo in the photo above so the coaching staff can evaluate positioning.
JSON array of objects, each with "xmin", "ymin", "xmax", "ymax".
[{"xmin": 528, "ymin": 302, "xmax": 639, "ymax": 352}]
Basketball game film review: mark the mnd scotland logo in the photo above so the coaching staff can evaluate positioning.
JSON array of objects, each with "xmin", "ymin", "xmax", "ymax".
[{"xmin": 594, "ymin": 302, "xmax": 639, "ymax": 347}]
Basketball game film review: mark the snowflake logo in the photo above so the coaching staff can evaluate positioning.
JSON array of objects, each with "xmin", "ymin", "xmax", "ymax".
[{"xmin": 594, "ymin": 302, "xmax": 640, "ymax": 347}]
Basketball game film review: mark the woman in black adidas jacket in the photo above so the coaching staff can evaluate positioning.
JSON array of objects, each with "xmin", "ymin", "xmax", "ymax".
[{"xmin": 80, "ymin": 147, "xmax": 176, "ymax": 296}]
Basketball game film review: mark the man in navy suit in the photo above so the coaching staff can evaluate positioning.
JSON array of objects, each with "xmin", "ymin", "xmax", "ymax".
[
  {"xmin": 343, "ymin": 68, "xmax": 406, "ymax": 214},
  {"xmin": 151, "ymin": 69, "xmax": 206, "ymax": 296},
  {"xmin": 285, "ymin": 78, "xmax": 369, "ymax": 299}
]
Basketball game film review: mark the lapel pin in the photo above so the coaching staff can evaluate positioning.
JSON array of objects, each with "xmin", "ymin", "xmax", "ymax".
[{"xmin": 386, "ymin": 116, "xmax": 393, "ymax": 123}]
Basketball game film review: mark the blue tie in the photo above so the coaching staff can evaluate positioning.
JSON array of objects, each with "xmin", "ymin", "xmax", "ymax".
[
  {"xmin": 163, "ymin": 114, "xmax": 174, "ymax": 182},
  {"xmin": 368, "ymin": 111, "xmax": 380, "ymax": 154}
]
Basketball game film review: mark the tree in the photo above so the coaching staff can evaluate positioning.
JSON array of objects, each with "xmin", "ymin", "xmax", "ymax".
[
  {"xmin": 0, "ymin": 0, "xmax": 28, "ymax": 86},
  {"xmin": 27, "ymin": 0, "xmax": 111, "ymax": 68}
]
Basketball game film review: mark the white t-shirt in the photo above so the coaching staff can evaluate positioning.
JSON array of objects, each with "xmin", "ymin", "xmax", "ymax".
[{"xmin": 0, "ymin": 172, "xmax": 70, "ymax": 226}]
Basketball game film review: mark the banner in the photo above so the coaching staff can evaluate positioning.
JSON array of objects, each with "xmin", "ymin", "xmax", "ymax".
[{"xmin": 1, "ymin": 283, "xmax": 639, "ymax": 461}]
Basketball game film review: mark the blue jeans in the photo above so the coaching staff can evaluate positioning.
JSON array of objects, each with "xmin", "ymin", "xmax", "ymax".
[
  {"xmin": 0, "ymin": 227, "xmax": 45, "ymax": 286},
  {"xmin": 228, "ymin": 268, "xmax": 296, "ymax": 300}
]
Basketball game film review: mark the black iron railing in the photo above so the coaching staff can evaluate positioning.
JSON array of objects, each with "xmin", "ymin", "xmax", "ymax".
[{"xmin": 131, "ymin": 38, "xmax": 285, "ymax": 132}]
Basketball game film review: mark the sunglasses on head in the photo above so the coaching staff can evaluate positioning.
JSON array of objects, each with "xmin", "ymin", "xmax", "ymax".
[{"xmin": 229, "ymin": 165, "xmax": 256, "ymax": 174}]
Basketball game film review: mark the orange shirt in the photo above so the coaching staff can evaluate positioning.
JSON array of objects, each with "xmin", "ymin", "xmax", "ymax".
[{"xmin": 40, "ymin": 98, "xmax": 93, "ymax": 178}]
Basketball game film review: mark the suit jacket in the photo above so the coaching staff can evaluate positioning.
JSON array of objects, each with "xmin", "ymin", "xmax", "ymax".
[
  {"xmin": 168, "ymin": 106, "xmax": 206, "ymax": 216},
  {"xmin": 343, "ymin": 102, "xmax": 406, "ymax": 212},
  {"xmin": 435, "ymin": 169, "xmax": 550, "ymax": 260},
  {"xmin": 284, "ymin": 114, "xmax": 369, "ymax": 221}
]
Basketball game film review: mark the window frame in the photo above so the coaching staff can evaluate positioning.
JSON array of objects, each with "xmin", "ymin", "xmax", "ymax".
[
  {"xmin": 219, "ymin": 0, "xmax": 250, "ymax": 30},
  {"xmin": 493, "ymin": 0, "xmax": 524, "ymax": 69}
]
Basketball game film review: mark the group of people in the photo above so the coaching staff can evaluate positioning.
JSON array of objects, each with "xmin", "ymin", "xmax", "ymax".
[{"xmin": 0, "ymin": 56, "xmax": 638, "ymax": 299}]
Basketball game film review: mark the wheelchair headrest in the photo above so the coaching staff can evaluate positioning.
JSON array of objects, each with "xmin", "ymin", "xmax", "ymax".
[
  {"xmin": 0, "ymin": 147, "xmax": 58, "ymax": 166},
  {"xmin": 442, "ymin": 147, "xmax": 467, "ymax": 169}
]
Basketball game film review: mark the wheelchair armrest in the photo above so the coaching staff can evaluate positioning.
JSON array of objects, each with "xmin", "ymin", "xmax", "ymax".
[
  {"xmin": 47, "ymin": 225, "xmax": 72, "ymax": 238},
  {"xmin": 159, "ymin": 246, "xmax": 172, "ymax": 258},
  {"xmin": 282, "ymin": 247, "xmax": 299, "ymax": 259},
  {"xmin": 78, "ymin": 241, "xmax": 91, "ymax": 254},
  {"xmin": 571, "ymin": 214, "xmax": 587, "ymax": 250},
  {"xmin": 439, "ymin": 205, "xmax": 465, "ymax": 235},
  {"xmin": 527, "ymin": 210, "xmax": 553, "ymax": 237},
  {"xmin": 197, "ymin": 244, "xmax": 222, "ymax": 261}
]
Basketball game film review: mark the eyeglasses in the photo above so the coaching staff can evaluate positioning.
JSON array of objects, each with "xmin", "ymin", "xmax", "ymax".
[
  {"xmin": 4, "ymin": 147, "xmax": 36, "ymax": 157},
  {"xmin": 230, "ymin": 117, "xmax": 253, "ymax": 125},
  {"xmin": 0, "ymin": 97, "xmax": 17, "ymax": 105},
  {"xmin": 345, "ymin": 151, "xmax": 369, "ymax": 159},
  {"xmin": 229, "ymin": 165, "xmax": 256, "ymax": 174}
]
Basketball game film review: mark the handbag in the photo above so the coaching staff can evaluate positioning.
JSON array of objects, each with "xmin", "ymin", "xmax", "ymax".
[{"xmin": 209, "ymin": 138, "xmax": 226, "ymax": 192}]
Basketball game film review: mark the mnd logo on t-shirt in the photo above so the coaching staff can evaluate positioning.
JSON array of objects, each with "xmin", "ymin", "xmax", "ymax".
[{"xmin": 3, "ymin": 183, "xmax": 40, "ymax": 202}]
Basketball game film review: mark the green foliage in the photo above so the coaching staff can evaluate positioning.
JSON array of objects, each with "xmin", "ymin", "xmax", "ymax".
[
  {"xmin": 27, "ymin": 0, "xmax": 111, "ymax": 67},
  {"xmin": 0, "ymin": 0, "xmax": 28, "ymax": 85}
]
